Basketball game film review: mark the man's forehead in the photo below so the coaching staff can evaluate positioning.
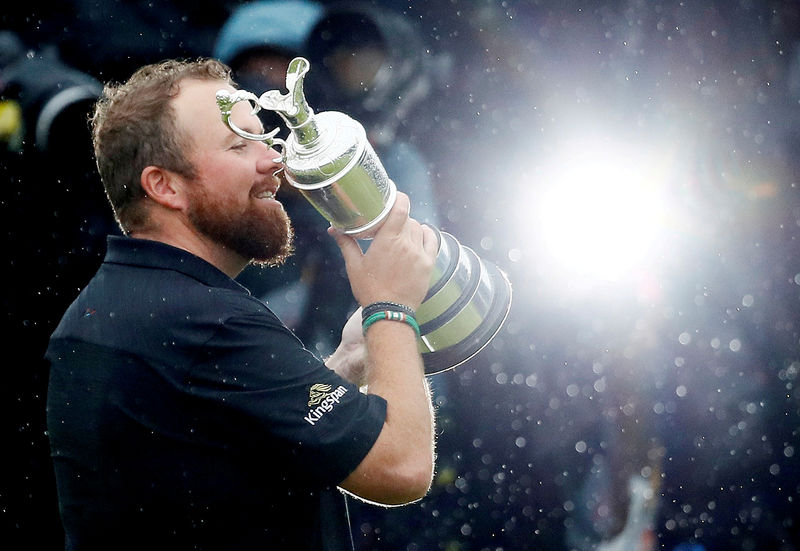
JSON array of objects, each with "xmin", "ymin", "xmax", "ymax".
[
  {"xmin": 170, "ymin": 79, "xmax": 235, "ymax": 140},
  {"xmin": 173, "ymin": 79, "xmax": 257, "ymax": 135},
  {"xmin": 172, "ymin": 79, "xmax": 231, "ymax": 115}
]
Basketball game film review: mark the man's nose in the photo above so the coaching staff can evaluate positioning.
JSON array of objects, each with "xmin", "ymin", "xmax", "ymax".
[{"xmin": 256, "ymin": 147, "xmax": 283, "ymax": 174}]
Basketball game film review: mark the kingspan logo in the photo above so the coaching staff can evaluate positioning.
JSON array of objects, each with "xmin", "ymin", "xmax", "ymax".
[{"xmin": 304, "ymin": 383, "xmax": 348, "ymax": 426}]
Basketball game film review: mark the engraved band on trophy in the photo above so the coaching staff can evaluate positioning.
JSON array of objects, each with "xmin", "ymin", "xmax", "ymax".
[{"xmin": 217, "ymin": 57, "xmax": 512, "ymax": 375}]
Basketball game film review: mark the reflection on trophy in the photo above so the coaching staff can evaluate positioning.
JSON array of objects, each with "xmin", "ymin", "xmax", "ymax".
[{"xmin": 217, "ymin": 57, "xmax": 511, "ymax": 375}]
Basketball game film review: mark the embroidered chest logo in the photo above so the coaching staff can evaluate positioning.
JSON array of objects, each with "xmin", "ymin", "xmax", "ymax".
[
  {"xmin": 308, "ymin": 383, "xmax": 333, "ymax": 407},
  {"xmin": 304, "ymin": 383, "xmax": 348, "ymax": 426}
]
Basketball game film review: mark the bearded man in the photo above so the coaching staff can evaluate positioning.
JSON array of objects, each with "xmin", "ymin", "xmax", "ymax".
[{"xmin": 45, "ymin": 58, "xmax": 438, "ymax": 551}]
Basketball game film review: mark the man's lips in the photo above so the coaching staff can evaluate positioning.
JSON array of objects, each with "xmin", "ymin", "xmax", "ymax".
[
  {"xmin": 253, "ymin": 176, "xmax": 281, "ymax": 201},
  {"xmin": 254, "ymin": 189, "xmax": 276, "ymax": 200}
]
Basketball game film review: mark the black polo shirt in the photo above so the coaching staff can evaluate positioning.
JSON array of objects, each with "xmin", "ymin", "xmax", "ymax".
[{"xmin": 46, "ymin": 236, "xmax": 386, "ymax": 551}]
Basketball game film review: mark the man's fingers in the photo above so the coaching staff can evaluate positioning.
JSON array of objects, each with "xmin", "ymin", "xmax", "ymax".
[
  {"xmin": 377, "ymin": 192, "xmax": 411, "ymax": 237},
  {"xmin": 328, "ymin": 226, "xmax": 362, "ymax": 264},
  {"xmin": 421, "ymin": 224, "xmax": 439, "ymax": 259}
]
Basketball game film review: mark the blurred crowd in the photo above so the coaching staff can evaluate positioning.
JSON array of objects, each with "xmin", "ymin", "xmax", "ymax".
[{"xmin": 3, "ymin": 1, "xmax": 800, "ymax": 550}]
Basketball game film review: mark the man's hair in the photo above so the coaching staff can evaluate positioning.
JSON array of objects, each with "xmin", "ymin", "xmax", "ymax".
[{"xmin": 91, "ymin": 58, "xmax": 233, "ymax": 234}]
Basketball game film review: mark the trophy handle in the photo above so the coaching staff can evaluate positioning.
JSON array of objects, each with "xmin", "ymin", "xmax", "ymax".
[
  {"xmin": 215, "ymin": 89, "xmax": 282, "ymax": 145},
  {"xmin": 270, "ymin": 137, "xmax": 287, "ymax": 167}
]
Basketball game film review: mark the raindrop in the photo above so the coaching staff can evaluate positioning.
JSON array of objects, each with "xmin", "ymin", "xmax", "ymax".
[
  {"xmin": 676, "ymin": 385, "xmax": 687, "ymax": 397},
  {"xmin": 593, "ymin": 377, "xmax": 607, "ymax": 393},
  {"xmin": 575, "ymin": 441, "xmax": 587, "ymax": 453},
  {"xmin": 729, "ymin": 339, "xmax": 742, "ymax": 352}
]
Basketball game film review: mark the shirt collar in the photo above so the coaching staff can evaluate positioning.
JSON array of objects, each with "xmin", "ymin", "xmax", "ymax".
[{"xmin": 103, "ymin": 235, "xmax": 250, "ymax": 294}]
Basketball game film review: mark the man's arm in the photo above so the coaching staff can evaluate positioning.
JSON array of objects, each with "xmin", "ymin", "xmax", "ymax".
[
  {"xmin": 328, "ymin": 193, "xmax": 438, "ymax": 505},
  {"xmin": 340, "ymin": 317, "xmax": 433, "ymax": 505}
]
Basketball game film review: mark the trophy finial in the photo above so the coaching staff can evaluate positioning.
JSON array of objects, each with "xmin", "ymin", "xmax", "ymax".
[{"xmin": 285, "ymin": 57, "xmax": 311, "ymax": 113}]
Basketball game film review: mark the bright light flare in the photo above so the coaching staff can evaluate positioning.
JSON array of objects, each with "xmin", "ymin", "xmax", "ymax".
[{"xmin": 535, "ymin": 141, "xmax": 668, "ymax": 284}]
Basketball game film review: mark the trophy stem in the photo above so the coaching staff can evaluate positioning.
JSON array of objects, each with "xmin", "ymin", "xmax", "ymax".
[{"xmin": 286, "ymin": 115, "xmax": 320, "ymax": 145}]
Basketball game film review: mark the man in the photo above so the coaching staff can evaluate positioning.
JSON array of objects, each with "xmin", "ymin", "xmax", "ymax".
[{"xmin": 45, "ymin": 58, "xmax": 438, "ymax": 550}]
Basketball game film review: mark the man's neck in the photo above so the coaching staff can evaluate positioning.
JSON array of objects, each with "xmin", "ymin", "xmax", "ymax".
[{"xmin": 131, "ymin": 221, "xmax": 249, "ymax": 279}]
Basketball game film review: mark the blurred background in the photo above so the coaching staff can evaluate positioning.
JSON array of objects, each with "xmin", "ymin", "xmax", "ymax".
[{"xmin": 2, "ymin": 0, "xmax": 799, "ymax": 549}]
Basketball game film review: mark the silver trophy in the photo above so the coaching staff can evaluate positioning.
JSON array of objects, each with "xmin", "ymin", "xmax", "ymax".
[{"xmin": 217, "ymin": 57, "xmax": 511, "ymax": 374}]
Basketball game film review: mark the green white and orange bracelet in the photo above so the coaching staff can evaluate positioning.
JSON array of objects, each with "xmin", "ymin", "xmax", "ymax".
[{"xmin": 361, "ymin": 303, "xmax": 420, "ymax": 337}]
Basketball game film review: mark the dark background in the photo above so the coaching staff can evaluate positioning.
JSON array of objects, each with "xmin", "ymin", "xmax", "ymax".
[{"xmin": 3, "ymin": 1, "xmax": 799, "ymax": 549}]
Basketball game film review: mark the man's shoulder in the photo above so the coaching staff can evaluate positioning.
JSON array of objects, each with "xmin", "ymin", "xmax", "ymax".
[{"xmin": 51, "ymin": 245, "xmax": 284, "ymax": 351}]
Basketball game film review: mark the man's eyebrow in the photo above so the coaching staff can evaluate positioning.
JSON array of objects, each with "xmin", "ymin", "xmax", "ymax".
[
  {"xmin": 240, "ymin": 120, "xmax": 266, "ymax": 135},
  {"xmin": 233, "ymin": 116, "xmax": 264, "ymax": 134},
  {"xmin": 221, "ymin": 120, "xmax": 266, "ymax": 145}
]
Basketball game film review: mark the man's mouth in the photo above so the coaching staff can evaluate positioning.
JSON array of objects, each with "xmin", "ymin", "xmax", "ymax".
[{"xmin": 254, "ymin": 190, "xmax": 276, "ymax": 200}]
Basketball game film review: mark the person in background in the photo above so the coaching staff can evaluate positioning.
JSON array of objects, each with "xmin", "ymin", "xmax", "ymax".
[{"xmin": 305, "ymin": 1, "xmax": 441, "ymax": 229}]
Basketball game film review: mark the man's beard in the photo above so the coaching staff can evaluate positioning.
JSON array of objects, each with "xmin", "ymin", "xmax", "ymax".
[{"xmin": 188, "ymin": 187, "xmax": 294, "ymax": 267}]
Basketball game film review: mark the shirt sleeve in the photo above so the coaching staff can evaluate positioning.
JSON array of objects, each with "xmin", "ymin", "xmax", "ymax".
[{"xmin": 181, "ymin": 308, "xmax": 387, "ymax": 487}]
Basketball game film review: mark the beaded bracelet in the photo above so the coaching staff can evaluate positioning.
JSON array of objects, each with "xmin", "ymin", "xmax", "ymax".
[
  {"xmin": 362, "ymin": 301, "xmax": 416, "ymax": 321},
  {"xmin": 362, "ymin": 310, "xmax": 421, "ymax": 337}
]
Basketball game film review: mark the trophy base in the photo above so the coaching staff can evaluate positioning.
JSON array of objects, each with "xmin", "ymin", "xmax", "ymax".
[{"xmin": 420, "ymin": 261, "xmax": 512, "ymax": 375}]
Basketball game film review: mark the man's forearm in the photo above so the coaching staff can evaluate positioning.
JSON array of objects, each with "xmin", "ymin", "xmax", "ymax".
[
  {"xmin": 366, "ymin": 321, "xmax": 435, "ymax": 479},
  {"xmin": 338, "ymin": 319, "xmax": 435, "ymax": 505}
]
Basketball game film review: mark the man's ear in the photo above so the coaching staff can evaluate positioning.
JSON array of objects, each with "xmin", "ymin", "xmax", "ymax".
[{"xmin": 140, "ymin": 166, "xmax": 188, "ymax": 211}]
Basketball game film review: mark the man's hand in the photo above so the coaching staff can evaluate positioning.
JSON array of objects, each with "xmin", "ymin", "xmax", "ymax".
[
  {"xmin": 328, "ymin": 192, "xmax": 438, "ymax": 310},
  {"xmin": 325, "ymin": 308, "xmax": 367, "ymax": 387}
]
